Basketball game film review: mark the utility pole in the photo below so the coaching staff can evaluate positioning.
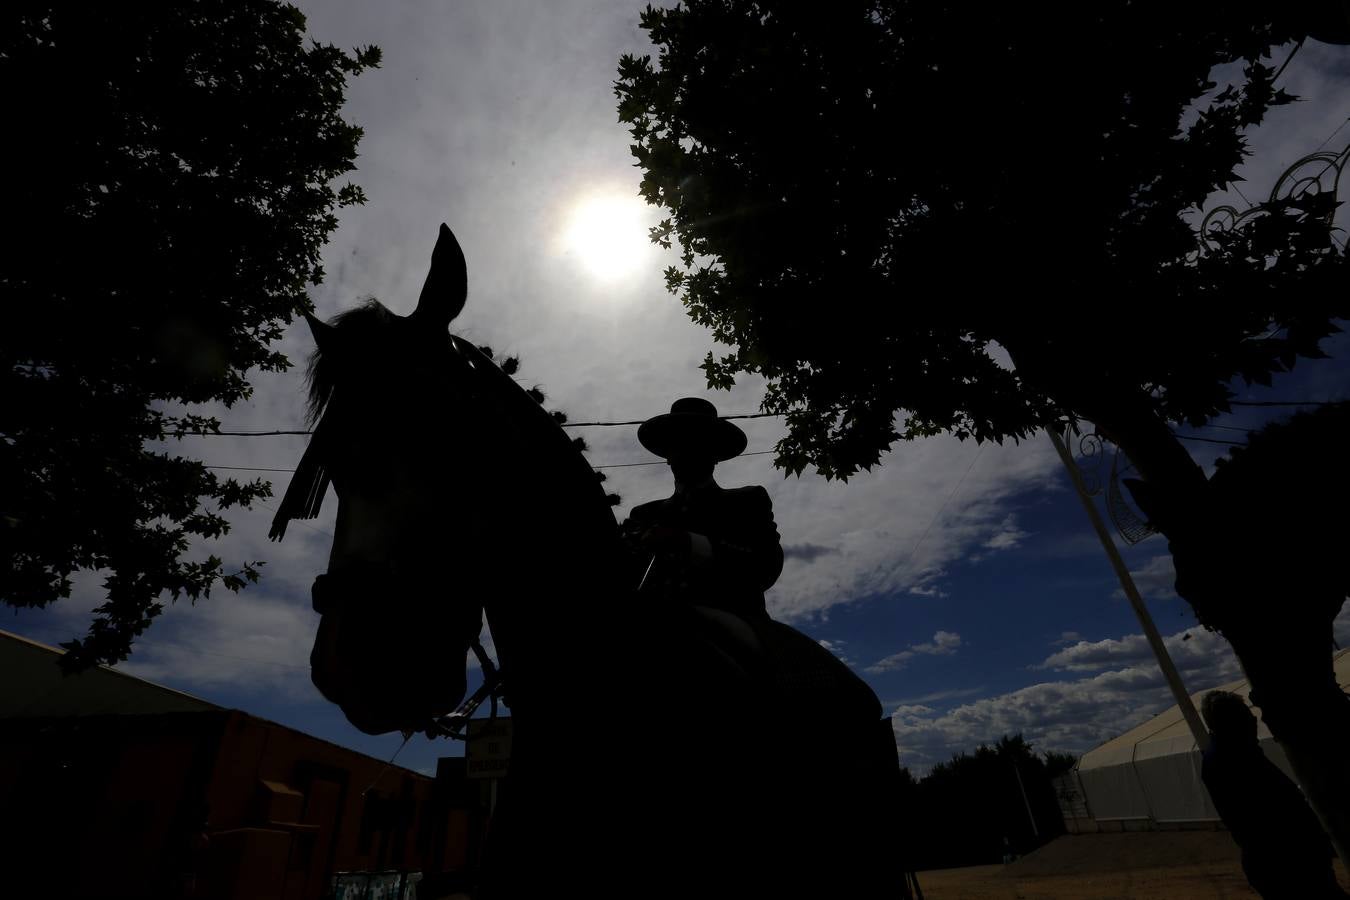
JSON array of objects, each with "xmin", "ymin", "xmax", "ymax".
[
  {"xmin": 1048, "ymin": 428, "xmax": 1209, "ymax": 751},
  {"xmin": 1011, "ymin": 756, "xmax": 1039, "ymax": 840}
]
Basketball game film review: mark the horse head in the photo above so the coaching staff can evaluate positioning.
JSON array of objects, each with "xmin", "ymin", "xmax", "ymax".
[
  {"xmin": 270, "ymin": 225, "xmax": 495, "ymax": 734},
  {"xmin": 272, "ymin": 224, "xmax": 626, "ymax": 736}
]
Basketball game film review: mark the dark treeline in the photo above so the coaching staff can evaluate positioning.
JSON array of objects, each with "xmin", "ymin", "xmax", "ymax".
[{"xmin": 898, "ymin": 734, "xmax": 1076, "ymax": 871}]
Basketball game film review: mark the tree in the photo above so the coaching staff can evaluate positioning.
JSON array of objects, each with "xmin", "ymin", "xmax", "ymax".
[
  {"xmin": 1042, "ymin": 751, "xmax": 1079, "ymax": 780},
  {"xmin": 0, "ymin": 2, "xmax": 379, "ymax": 668},
  {"xmin": 908, "ymin": 735, "xmax": 1066, "ymax": 869},
  {"xmin": 616, "ymin": 1, "xmax": 1350, "ymax": 861}
]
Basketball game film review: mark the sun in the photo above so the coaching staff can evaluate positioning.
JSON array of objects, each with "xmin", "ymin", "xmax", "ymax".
[{"xmin": 560, "ymin": 193, "xmax": 653, "ymax": 281}]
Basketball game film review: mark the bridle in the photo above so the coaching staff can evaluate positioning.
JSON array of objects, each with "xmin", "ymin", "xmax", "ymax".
[{"xmin": 425, "ymin": 636, "xmax": 505, "ymax": 740}]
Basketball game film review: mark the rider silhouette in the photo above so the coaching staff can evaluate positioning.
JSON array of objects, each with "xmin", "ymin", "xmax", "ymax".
[{"xmin": 623, "ymin": 398, "xmax": 784, "ymax": 618}]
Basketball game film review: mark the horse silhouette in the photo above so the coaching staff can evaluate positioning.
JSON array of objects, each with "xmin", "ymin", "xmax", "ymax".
[{"xmin": 271, "ymin": 223, "xmax": 914, "ymax": 898}]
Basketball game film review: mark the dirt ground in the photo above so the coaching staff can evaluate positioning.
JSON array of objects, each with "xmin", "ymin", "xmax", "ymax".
[{"xmin": 916, "ymin": 832, "xmax": 1350, "ymax": 899}]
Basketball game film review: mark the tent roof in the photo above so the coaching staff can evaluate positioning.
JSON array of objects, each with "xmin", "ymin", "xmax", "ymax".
[
  {"xmin": 0, "ymin": 629, "xmax": 219, "ymax": 718},
  {"xmin": 1079, "ymin": 647, "xmax": 1350, "ymax": 771}
]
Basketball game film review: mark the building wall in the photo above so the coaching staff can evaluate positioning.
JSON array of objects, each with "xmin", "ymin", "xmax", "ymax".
[
  {"xmin": 0, "ymin": 711, "xmax": 474, "ymax": 900},
  {"xmin": 0, "ymin": 712, "xmax": 227, "ymax": 900},
  {"xmin": 203, "ymin": 711, "xmax": 464, "ymax": 900}
]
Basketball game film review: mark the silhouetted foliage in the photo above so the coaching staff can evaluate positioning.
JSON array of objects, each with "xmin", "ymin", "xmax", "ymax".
[
  {"xmin": 1042, "ymin": 750, "xmax": 1080, "ymax": 780},
  {"xmin": 618, "ymin": 1, "xmax": 1350, "ymax": 858},
  {"xmin": 907, "ymin": 735, "xmax": 1071, "ymax": 870},
  {"xmin": 0, "ymin": 1, "xmax": 379, "ymax": 667},
  {"xmin": 617, "ymin": 3, "xmax": 1344, "ymax": 479},
  {"xmin": 1166, "ymin": 401, "xmax": 1350, "ymax": 627}
]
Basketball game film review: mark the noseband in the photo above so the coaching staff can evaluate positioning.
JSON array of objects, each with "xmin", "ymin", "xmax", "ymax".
[{"xmin": 310, "ymin": 561, "xmax": 393, "ymax": 614}]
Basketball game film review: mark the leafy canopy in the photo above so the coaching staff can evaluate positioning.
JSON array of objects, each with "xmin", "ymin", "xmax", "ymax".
[
  {"xmin": 0, "ymin": 1, "xmax": 379, "ymax": 667},
  {"xmin": 616, "ymin": 2, "xmax": 1346, "ymax": 479}
]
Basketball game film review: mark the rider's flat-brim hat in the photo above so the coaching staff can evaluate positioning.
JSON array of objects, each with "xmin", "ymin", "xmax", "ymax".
[{"xmin": 638, "ymin": 397, "xmax": 747, "ymax": 461}]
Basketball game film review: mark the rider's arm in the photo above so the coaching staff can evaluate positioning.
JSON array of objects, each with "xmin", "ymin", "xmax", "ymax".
[{"xmin": 688, "ymin": 487, "xmax": 784, "ymax": 592}]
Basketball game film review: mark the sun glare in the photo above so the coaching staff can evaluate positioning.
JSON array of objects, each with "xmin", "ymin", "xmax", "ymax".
[{"xmin": 561, "ymin": 193, "xmax": 652, "ymax": 281}]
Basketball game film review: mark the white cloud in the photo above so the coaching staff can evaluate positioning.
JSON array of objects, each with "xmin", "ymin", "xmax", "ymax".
[
  {"xmin": 747, "ymin": 437, "xmax": 1058, "ymax": 620},
  {"xmin": 885, "ymin": 685, "xmax": 987, "ymax": 707},
  {"xmin": 1112, "ymin": 554, "xmax": 1177, "ymax": 602},
  {"xmin": 866, "ymin": 652, "xmax": 913, "ymax": 675},
  {"xmin": 891, "ymin": 704, "xmax": 935, "ymax": 719},
  {"xmin": 114, "ymin": 590, "xmax": 320, "ymax": 700},
  {"xmin": 1037, "ymin": 627, "xmax": 1233, "ymax": 677},
  {"xmin": 982, "ymin": 514, "xmax": 1030, "ymax": 552},
  {"xmin": 866, "ymin": 630, "xmax": 962, "ymax": 674},
  {"xmin": 927, "ymin": 630, "xmax": 962, "ymax": 653},
  {"xmin": 817, "ymin": 638, "xmax": 857, "ymax": 669},
  {"xmin": 905, "ymin": 577, "xmax": 949, "ymax": 599},
  {"xmin": 891, "ymin": 627, "xmax": 1243, "ymax": 772}
]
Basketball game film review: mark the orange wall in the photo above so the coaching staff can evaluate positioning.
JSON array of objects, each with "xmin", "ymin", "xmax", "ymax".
[{"xmin": 209, "ymin": 712, "xmax": 439, "ymax": 872}]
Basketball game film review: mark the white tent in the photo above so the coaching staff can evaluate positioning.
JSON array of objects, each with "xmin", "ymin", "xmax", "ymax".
[{"xmin": 1060, "ymin": 648, "xmax": 1350, "ymax": 829}]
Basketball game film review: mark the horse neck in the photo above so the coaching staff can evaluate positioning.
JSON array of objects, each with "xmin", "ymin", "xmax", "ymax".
[
  {"xmin": 455, "ymin": 339, "xmax": 630, "ymax": 711},
  {"xmin": 480, "ymin": 468, "xmax": 630, "ymax": 719}
]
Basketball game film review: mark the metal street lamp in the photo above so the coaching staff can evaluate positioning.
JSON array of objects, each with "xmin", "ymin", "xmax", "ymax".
[{"xmin": 1201, "ymin": 144, "xmax": 1349, "ymax": 241}]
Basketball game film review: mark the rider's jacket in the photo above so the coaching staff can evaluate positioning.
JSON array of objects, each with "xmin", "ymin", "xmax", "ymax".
[{"xmin": 625, "ymin": 481, "xmax": 783, "ymax": 618}]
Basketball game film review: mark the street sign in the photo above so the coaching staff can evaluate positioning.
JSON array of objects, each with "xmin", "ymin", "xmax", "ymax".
[{"xmin": 466, "ymin": 717, "xmax": 512, "ymax": 780}]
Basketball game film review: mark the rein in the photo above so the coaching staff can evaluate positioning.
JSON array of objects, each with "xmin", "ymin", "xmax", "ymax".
[
  {"xmin": 427, "ymin": 552, "xmax": 657, "ymax": 741},
  {"xmin": 425, "ymin": 637, "xmax": 504, "ymax": 740}
]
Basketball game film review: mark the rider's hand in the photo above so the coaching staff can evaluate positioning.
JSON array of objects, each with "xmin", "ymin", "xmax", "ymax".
[
  {"xmin": 619, "ymin": 520, "xmax": 648, "ymax": 555},
  {"xmin": 638, "ymin": 524, "xmax": 691, "ymax": 558}
]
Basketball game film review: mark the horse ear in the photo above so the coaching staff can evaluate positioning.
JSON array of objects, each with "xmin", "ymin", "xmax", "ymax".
[
  {"xmin": 411, "ymin": 223, "xmax": 467, "ymax": 329},
  {"xmin": 304, "ymin": 311, "xmax": 339, "ymax": 353}
]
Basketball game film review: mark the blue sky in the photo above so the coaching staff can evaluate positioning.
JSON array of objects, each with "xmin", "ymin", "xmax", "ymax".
[{"xmin": 8, "ymin": 1, "xmax": 1350, "ymax": 778}]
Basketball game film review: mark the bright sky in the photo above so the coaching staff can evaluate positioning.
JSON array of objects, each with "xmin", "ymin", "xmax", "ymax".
[{"xmin": 10, "ymin": 1, "xmax": 1350, "ymax": 777}]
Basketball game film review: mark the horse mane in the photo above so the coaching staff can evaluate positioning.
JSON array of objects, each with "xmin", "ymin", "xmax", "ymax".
[
  {"xmin": 292, "ymin": 298, "xmax": 620, "ymax": 559},
  {"xmin": 304, "ymin": 299, "xmax": 403, "ymax": 424},
  {"xmin": 445, "ymin": 334, "xmax": 622, "ymax": 535}
]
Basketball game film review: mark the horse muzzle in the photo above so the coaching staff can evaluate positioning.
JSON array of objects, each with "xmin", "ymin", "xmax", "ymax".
[{"xmin": 309, "ymin": 565, "xmax": 480, "ymax": 735}]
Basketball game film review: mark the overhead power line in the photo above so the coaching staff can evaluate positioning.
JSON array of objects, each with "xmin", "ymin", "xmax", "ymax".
[
  {"xmin": 1314, "ymin": 115, "xmax": 1349, "ymax": 153},
  {"xmin": 205, "ymin": 448, "xmax": 780, "ymax": 475},
  {"xmin": 1173, "ymin": 433, "xmax": 1245, "ymax": 446},
  {"xmin": 901, "ymin": 446, "xmax": 984, "ymax": 574},
  {"xmin": 165, "ymin": 400, "xmax": 1343, "ymax": 438},
  {"xmin": 178, "ymin": 399, "xmax": 1344, "ymax": 470},
  {"xmin": 167, "ymin": 410, "xmax": 785, "ymax": 437},
  {"xmin": 1198, "ymin": 423, "xmax": 1256, "ymax": 434},
  {"xmin": 1272, "ymin": 38, "xmax": 1305, "ymax": 84}
]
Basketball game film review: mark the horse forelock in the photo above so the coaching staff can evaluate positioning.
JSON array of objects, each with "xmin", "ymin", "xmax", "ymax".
[{"xmin": 304, "ymin": 299, "xmax": 422, "ymax": 425}]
